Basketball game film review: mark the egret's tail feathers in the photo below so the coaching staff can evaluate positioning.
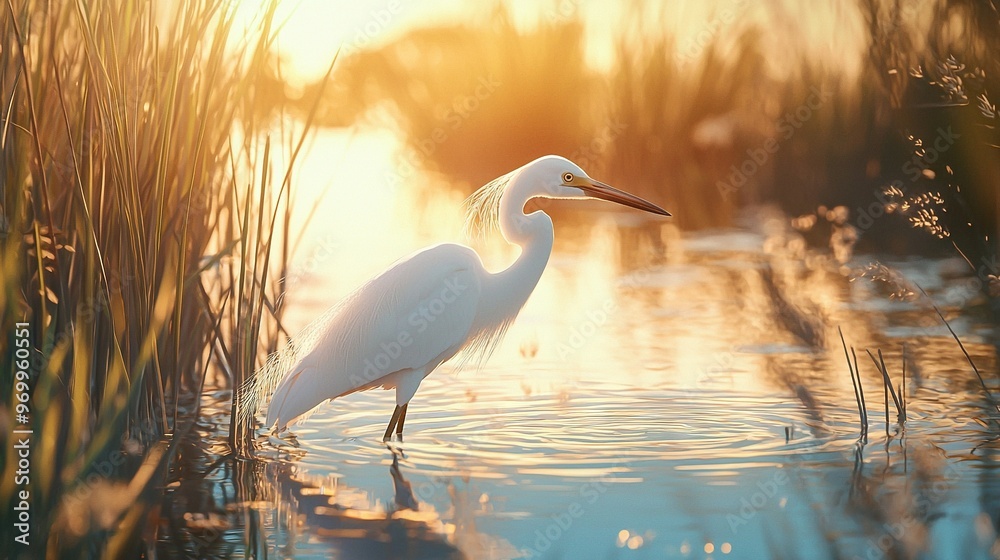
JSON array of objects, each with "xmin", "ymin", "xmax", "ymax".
[
  {"xmin": 263, "ymin": 365, "xmax": 312, "ymax": 430},
  {"xmin": 237, "ymin": 350, "xmax": 296, "ymax": 429},
  {"xmin": 268, "ymin": 402, "xmax": 321, "ymax": 433},
  {"xmin": 236, "ymin": 302, "xmax": 343, "ymax": 429}
]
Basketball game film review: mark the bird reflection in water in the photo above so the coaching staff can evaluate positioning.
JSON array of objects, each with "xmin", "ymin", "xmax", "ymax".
[{"xmin": 270, "ymin": 446, "xmax": 465, "ymax": 559}]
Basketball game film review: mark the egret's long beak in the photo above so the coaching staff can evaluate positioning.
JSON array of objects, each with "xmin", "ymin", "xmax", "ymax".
[{"xmin": 579, "ymin": 178, "xmax": 671, "ymax": 216}]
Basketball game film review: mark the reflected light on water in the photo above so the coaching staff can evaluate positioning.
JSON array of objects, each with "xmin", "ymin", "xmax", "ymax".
[
  {"xmin": 177, "ymin": 2, "xmax": 1000, "ymax": 550},
  {"xmin": 221, "ymin": 127, "xmax": 1000, "ymax": 559}
]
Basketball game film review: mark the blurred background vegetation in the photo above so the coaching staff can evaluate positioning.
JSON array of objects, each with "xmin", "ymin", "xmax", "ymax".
[{"xmin": 299, "ymin": 0, "xmax": 998, "ymax": 249}]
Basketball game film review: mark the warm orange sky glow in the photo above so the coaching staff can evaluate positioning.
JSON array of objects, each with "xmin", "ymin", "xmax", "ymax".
[
  {"xmin": 233, "ymin": 0, "xmax": 868, "ymax": 84},
  {"xmin": 233, "ymin": 0, "xmax": 470, "ymax": 83}
]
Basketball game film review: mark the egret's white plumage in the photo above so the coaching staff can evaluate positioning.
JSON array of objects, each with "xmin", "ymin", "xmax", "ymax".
[
  {"xmin": 243, "ymin": 155, "xmax": 669, "ymax": 438},
  {"xmin": 263, "ymin": 244, "xmax": 483, "ymax": 429}
]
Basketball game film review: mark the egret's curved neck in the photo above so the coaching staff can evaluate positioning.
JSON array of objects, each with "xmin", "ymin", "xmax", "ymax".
[{"xmin": 478, "ymin": 173, "xmax": 554, "ymax": 329}]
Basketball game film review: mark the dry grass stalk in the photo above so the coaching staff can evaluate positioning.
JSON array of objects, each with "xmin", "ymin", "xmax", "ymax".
[{"xmin": 838, "ymin": 326, "xmax": 868, "ymax": 439}]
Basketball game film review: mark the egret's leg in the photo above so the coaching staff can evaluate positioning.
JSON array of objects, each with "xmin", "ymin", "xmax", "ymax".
[
  {"xmin": 383, "ymin": 405, "xmax": 402, "ymax": 441},
  {"xmin": 395, "ymin": 403, "xmax": 409, "ymax": 437}
]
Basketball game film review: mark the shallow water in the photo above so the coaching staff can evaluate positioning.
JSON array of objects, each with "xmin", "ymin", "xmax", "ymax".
[{"xmin": 159, "ymin": 131, "xmax": 1000, "ymax": 559}]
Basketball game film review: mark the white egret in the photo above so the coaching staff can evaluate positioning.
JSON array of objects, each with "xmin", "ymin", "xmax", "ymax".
[{"xmin": 245, "ymin": 155, "xmax": 669, "ymax": 440}]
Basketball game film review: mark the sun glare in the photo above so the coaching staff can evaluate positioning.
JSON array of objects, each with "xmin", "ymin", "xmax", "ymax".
[
  {"xmin": 231, "ymin": 0, "xmax": 471, "ymax": 83},
  {"xmin": 232, "ymin": 0, "xmax": 864, "ymax": 85}
]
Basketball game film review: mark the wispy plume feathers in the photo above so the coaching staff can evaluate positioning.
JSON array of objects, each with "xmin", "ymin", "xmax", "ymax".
[
  {"xmin": 463, "ymin": 169, "xmax": 517, "ymax": 241},
  {"xmin": 237, "ymin": 301, "xmax": 346, "ymax": 427}
]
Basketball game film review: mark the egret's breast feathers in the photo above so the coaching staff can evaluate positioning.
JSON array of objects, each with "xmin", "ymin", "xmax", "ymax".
[{"xmin": 244, "ymin": 244, "xmax": 489, "ymax": 426}]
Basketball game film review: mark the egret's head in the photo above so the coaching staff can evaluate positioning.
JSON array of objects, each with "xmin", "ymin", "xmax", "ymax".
[
  {"xmin": 527, "ymin": 155, "xmax": 671, "ymax": 216},
  {"xmin": 464, "ymin": 155, "xmax": 670, "ymax": 240}
]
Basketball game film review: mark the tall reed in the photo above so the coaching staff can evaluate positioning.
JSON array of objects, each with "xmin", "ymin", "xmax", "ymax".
[{"xmin": 0, "ymin": 0, "xmax": 305, "ymax": 555}]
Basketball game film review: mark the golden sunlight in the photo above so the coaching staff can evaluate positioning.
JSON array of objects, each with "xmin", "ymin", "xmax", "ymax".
[
  {"xmin": 6, "ymin": 0, "xmax": 998, "ymax": 557},
  {"xmin": 232, "ymin": 0, "xmax": 467, "ymax": 82}
]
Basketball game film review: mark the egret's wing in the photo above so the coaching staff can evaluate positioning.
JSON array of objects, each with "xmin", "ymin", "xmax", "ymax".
[{"xmin": 261, "ymin": 244, "xmax": 484, "ymax": 429}]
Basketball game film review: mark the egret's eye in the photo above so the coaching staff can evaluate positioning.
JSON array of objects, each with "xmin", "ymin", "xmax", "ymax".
[{"xmin": 562, "ymin": 173, "xmax": 574, "ymax": 183}]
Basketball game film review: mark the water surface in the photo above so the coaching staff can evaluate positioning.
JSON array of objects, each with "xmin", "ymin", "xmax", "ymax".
[{"xmin": 160, "ymin": 130, "xmax": 1000, "ymax": 559}]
